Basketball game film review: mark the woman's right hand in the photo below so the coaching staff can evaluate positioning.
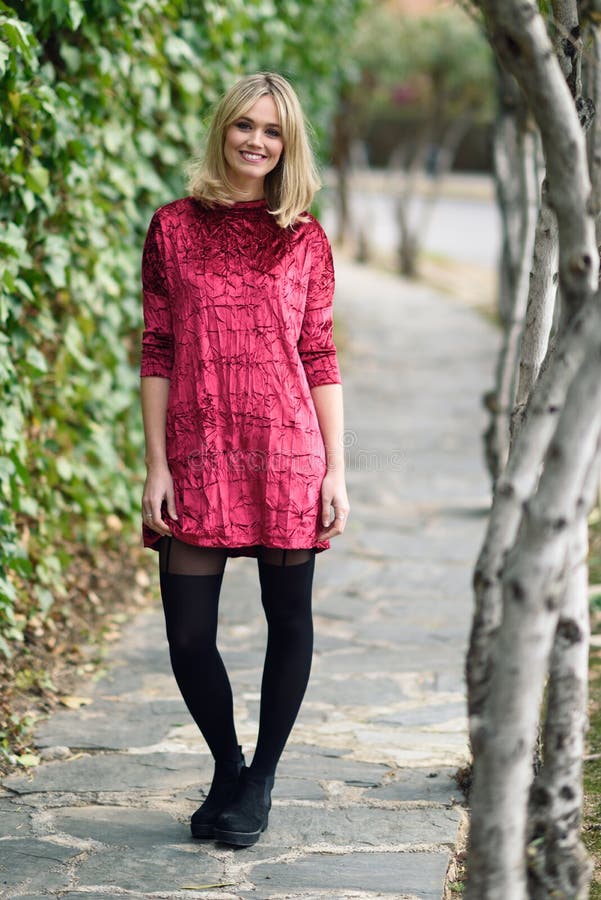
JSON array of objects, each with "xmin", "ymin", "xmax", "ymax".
[{"xmin": 142, "ymin": 463, "xmax": 179, "ymax": 536}]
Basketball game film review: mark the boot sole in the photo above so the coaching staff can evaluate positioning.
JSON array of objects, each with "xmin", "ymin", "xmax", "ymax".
[
  {"xmin": 213, "ymin": 818, "xmax": 268, "ymax": 847},
  {"xmin": 191, "ymin": 823, "xmax": 214, "ymax": 839}
]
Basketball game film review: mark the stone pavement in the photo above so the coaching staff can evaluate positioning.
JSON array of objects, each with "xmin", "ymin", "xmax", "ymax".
[{"xmin": 0, "ymin": 256, "xmax": 499, "ymax": 899}]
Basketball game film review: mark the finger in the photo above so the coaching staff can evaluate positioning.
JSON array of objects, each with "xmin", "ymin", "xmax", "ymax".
[
  {"xmin": 151, "ymin": 517, "xmax": 173, "ymax": 536},
  {"xmin": 317, "ymin": 508, "xmax": 349, "ymax": 541},
  {"xmin": 317, "ymin": 522, "xmax": 343, "ymax": 541},
  {"xmin": 321, "ymin": 498, "xmax": 332, "ymax": 528},
  {"xmin": 145, "ymin": 503, "xmax": 172, "ymax": 537},
  {"xmin": 334, "ymin": 509, "xmax": 348, "ymax": 530},
  {"xmin": 166, "ymin": 487, "xmax": 179, "ymax": 522}
]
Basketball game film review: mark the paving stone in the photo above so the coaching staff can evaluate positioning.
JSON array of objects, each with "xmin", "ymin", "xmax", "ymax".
[
  {"xmin": 0, "ymin": 796, "xmax": 33, "ymax": 836},
  {"xmin": 282, "ymin": 744, "xmax": 349, "ymax": 757},
  {"xmin": 313, "ymin": 648, "xmax": 452, "ymax": 675},
  {"xmin": 34, "ymin": 699, "xmax": 190, "ymax": 750},
  {"xmin": 17, "ymin": 895, "xmax": 116, "ymax": 900},
  {"xmin": 3, "ymin": 753, "xmax": 210, "ymax": 795},
  {"xmin": 0, "ymin": 837, "xmax": 79, "ymax": 891},
  {"xmin": 51, "ymin": 806, "xmax": 184, "ymax": 848},
  {"xmin": 74, "ymin": 844, "xmax": 223, "ymax": 893},
  {"xmin": 246, "ymin": 850, "xmax": 451, "ymax": 897},
  {"xmin": 315, "ymin": 591, "xmax": 383, "ymax": 622},
  {"xmin": 276, "ymin": 755, "xmax": 392, "ymax": 785},
  {"xmin": 305, "ymin": 676, "xmax": 412, "ymax": 706},
  {"xmin": 271, "ymin": 777, "xmax": 327, "ymax": 801},
  {"xmin": 37, "ymin": 895, "xmax": 152, "ymax": 900},
  {"xmin": 365, "ymin": 767, "xmax": 461, "ymax": 803},
  {"xmin": 373, "ymin": 702, "xmax": 467, "ymax": 728},
  {"xmin": 253, "ymin": 805, "xmax": 462, "ymax": 849},
  {"xmin": 220, "ymin": 649, "xmax": 267, "ymax": 670}
]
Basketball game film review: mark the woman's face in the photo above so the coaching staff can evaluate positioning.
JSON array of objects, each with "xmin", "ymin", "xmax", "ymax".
[{"xmin": 224, "ymin": 95, "xmax": 284, "ymax": 197}]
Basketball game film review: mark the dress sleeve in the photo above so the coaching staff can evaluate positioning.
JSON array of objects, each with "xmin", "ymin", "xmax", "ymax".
[
  {"xmin": 140, "ymin": 211, "xmax": 174, "ymax": 379},
  {"xmin": 297, "ymin": 223, "xmax": 342, "ymax": 389}
]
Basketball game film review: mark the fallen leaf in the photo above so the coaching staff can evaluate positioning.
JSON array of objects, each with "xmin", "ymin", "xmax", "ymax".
[
  {"xmin": 59, "ymin": 696, "xmax": 93, "ymax": 709},
  {"xmin": 16, "ymin": 753, "xmax": 40, "ymax": 768}
]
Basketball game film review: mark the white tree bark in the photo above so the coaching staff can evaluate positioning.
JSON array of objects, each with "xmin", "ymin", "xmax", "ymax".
[
  {"xmin": 485, "ymin": 69, "xmax": 539, "ymax": 479},
  {"xmin": 467, "ymin": 293, "xmax": 601, "ymax": 722},
  {"xmin": 476, "ymin": 0, "xmax": 597, "ymax": 312},
  {"xmin": 466, "ymin": 340, "xmax": 601, "ymax": 899},
  {"xmin": 468, "ymin": 0, "xmax": 598, "ymax": 722},
  {"xmin": 584, "ymin": 20, "xmax": 601, "ymax": 243},
  {"xmin": 523, "ymin": 7, "xmax": 594, "ymax": 894},
  {"xmin": 510, "ymin": 182, "xmax": 558, "ymax": 443},
  {"xmin": 494, "ymin": 65, "xmax": 536, "ymax": 329},
  {"xmin": 527, "ymin": 515, "xmax": 593, "ymax": 899}
]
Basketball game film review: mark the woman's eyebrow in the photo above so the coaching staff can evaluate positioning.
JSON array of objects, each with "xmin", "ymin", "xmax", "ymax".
[{"xmin": 237, "ymin": 115, "xmax": 281, "ymax": 128}]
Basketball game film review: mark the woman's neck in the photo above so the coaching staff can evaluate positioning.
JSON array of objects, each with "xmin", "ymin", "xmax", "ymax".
[{"xmin": 227, "ymin": 177, "xmax": 265, "ymax": 202}]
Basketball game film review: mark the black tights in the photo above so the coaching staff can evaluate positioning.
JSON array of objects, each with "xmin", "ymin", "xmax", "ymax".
[{"xmin": 159, "ymin": 537, "xmax": 315, "ymax": 777}]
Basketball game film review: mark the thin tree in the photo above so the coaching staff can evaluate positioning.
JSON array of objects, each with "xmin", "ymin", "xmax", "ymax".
[{"xmin": 465, "ymin": 0, "xmax": 599, "ymax": 897}]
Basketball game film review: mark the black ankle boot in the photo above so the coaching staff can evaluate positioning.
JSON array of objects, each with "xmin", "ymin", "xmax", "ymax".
[
  {"xmin": 213, "ymin": 768, "xmax": 275, "ymax": 847},
  {"xmin": 190, "ymin": 747, "xmax": 246, "ymax": 839}
]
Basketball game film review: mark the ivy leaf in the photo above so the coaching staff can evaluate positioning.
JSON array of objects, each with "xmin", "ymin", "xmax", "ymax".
[
  {"xmin": 25, "ymin": 163, "xmax": 49, "ymax": 194},
  {"xmin": 67, "ymin": 0, "xmax": 84, "ymax": 30},
  {"xmin": 0, "ymin": 39, "xmax": 10, "ymax": 77}
]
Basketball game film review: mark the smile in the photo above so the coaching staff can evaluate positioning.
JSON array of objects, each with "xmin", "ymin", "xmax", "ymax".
[{"xmin": 240, "ymin": 151, "xmax": 267, "ymax": 162}]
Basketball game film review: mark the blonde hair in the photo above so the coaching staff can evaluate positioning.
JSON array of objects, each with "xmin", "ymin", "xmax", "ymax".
[{"xmin": 186, "ymin": 72, "xmax": 321, "ymax": 229}]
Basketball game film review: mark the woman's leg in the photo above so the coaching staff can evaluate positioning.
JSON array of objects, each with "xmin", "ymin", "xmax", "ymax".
[
  {"xmin": 158, "ymin": 537, "xmax": 240, "ymax": 762},
  {"xmin": 213, "ymin": 547, "xmax": 316, "ymax": 846},
  {"xmin": 251, "ymin": 547, "xmax": 316, "ymax": 776}
]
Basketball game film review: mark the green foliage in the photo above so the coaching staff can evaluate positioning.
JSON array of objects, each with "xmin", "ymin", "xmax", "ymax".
[
  {"xmin": 350, "ymin": 4, "xmax": 494, "ymax": 132},
  {"xmin": 0, "ymin": 0, "xmax": 363, "ymax": 655}
]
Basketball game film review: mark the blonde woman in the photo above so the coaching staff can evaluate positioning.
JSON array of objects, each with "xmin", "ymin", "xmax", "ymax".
[{"xmin": 140, "ymin": 72, "xmax": 349, "ymax": 848}]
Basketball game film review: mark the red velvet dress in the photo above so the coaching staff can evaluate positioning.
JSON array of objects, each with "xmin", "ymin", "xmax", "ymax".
[{"xmin": 140, "ymin": 196, "xmax": 342, "ymax": 557}]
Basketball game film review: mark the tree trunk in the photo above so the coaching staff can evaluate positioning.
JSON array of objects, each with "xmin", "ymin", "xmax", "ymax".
[
  {"xmin": 467, "ymin": 291, "xmax": 601, "ymax": 723},
  {"xmin": 483, "ymin": 123, "xmax": 538, "ymax": 481},
  {"xmin": 524, "ymin": 10, "xmax": 594, "ymax": 893},
  {"xmin": 484, "ymin": 64, "xmax": 538, "ymax": 481},
  {"xmin": 466, "ymin": 340, "xmax": 601, "ymax": 899},
  {"xmin": 527, "ymin": 516, "xmax": 593, "ymax": 900},
  {"xmin": 492, "ymin": 63, "xmax": 539, "ymax": 330},
  {"xmin": 510, "ymin": 180, "xmax": 559, "ymax": 444},
  {"xmin": 583, "ymin": 18, "xmax": 601, "ymax": 244},
  {"xmin": 468, "ymin": 0, "xmax": 598, "ymax": 724},
  {"xmin": 393, "ymin": 125, "xmax": 431, "ymax": 278},
  {"xmin": 394, "ymin": 113, "xmax": 472, "ymax": 278},
  {"xmin": 467, "ymin": 1, "xmax": 600, "ymax": 896},
  {"xmin": 476, "ymin": 0, "xmax": 597, "ymax": 312}
]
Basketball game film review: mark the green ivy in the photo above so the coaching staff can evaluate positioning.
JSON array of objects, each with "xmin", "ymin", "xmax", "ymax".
[{"xmin": 0, "ymin": 0, "xmax": 365, "ymax": 656}]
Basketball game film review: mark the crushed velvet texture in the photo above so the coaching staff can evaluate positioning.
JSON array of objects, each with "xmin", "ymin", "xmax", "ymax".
[{"xmin": 140, "ymin": 197, "xmax": 342, "ymax": 557}]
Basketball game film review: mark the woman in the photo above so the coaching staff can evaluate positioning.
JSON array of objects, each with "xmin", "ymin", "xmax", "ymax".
[{"xmin": 140, "ymin": 72, "xmax": 349, "ymax": 848}]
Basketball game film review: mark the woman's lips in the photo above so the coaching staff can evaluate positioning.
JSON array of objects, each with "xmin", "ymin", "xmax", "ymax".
[{"xmin": 240, "ymin": 150, "xmax": 267, "ymax": 162}]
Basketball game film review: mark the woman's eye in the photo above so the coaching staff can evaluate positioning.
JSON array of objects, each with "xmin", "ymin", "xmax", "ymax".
[
  {"xmin": 266, "ymin": 129, "xmax": 281, "ymax": 138},
  {"xmin": 236, "ymin": 121, "xmax": 251, "ymax": 130}
]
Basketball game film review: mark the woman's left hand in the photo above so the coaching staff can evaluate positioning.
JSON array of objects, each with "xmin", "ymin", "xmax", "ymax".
[{"xmin": 317, "ymin": 470, "xmax": 350, "ymax": 541}]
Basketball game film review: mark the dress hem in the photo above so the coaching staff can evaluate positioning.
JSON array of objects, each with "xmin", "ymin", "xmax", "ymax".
[{"xmin": 141, "ymin": 526, "xmax": 330, "ymax": 555}]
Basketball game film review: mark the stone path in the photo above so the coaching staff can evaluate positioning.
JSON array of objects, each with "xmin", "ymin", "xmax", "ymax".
[{"xmin": 0, "ymin": 256, "xmax": 498, "ymax": 899}]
